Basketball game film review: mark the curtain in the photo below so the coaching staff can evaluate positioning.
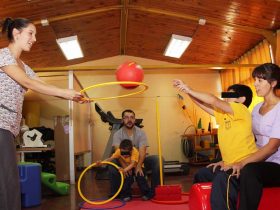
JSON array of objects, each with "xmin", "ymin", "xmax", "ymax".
[{"xmin": 220, "ymin": 40, "xmax": 272, "ymax": 110}]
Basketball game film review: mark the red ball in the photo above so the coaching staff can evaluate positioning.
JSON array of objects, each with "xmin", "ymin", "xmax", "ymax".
[{"xmin": 116, "ymin": 61, "xmax": 144, "ymax": 88}]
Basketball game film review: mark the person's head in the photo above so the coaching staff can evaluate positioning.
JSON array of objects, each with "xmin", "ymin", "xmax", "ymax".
[
  {"xmin": 1, "ymin": 17, "xmax": 36, "ymax": 51},
  {"xmin": 119, "ymin": 139, "xmax": 133, "ymax": 157},
  {"xmin": 252, "ymin": 63, "xmax": 280, "ymax": 97},
  {"xmin": 226, "ymin": 84, "xmax": 253, "ymax": 107},
  {"xmin": 121, "ymin": 109, "xmax": 136, "ymax": 129}
]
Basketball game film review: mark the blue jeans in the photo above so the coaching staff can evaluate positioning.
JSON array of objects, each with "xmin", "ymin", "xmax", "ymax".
[
  {"xmin": 109, "ymin": 155, "xmax": 162, "ymax": 196},
  {"xmin": 193, "ymin": 166, "xmax": 239, "ymax": 210}
]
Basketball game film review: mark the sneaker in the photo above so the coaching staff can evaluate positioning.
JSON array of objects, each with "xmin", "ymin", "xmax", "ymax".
[
  {"xmin": 142, "ymin": 195, "xmax": 152, "ymax": 201},
  {"xmin": 122, "ymin": 196, "xmax": 132, "ymax": 202}
]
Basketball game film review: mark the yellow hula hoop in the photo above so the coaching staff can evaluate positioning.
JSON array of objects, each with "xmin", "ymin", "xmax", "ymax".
[
  {"xmin": 80, "ymin": 81, "xmax": 148, "ymax": 102},
  {"xmin": 77, "ymin": 161, "xmax": 124, "ymax": 205}
]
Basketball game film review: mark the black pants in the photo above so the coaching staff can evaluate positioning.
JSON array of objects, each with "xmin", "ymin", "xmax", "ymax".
[
  {"xmin": 109, "ymin": 155, "xmax": 162, "ymax": 195},
  {"xmin": 0, "ymin": 128, "xmax": 21, "ymax": 210},
  {"xmin": 238, "ymin": 162, "xmax": 280, "ymax": 210},
  {"xmin": 121, "ymin": 172, "xmax": 152, "ymax": 198}
]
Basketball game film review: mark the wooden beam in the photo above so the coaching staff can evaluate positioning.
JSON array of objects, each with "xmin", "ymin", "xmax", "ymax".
[
  {"xmin": 33, "ymin": 63, "xmax": 261, "ymax": 72},
  {"xmin": 120, "ymin": 0, "xmax": 129, "ymax": 55},
  {"xmin": 33, "ymin": 5, "xmax": 121, "ymax": 25},
  {"xmin": 31, "ymin": 4, "xmax": 275, "ymax": 39},
  {"xmin": 30, "ymin": 4, "xmax": 276, "ymax": 54}
]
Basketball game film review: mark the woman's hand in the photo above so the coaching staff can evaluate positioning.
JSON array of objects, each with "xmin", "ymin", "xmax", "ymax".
[{"xmin": 61, "ymin": 89, "xmax": 90, "ymax": 103}]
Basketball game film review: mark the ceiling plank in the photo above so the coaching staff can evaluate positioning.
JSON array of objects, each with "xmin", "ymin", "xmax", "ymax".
[
  {"xmin": 33, "ymin": 63, "xmax": 261, "ymax": 72},
  {"xmin": 120, "ymin": 0, "xmax": 129, "ymax": 55},
  {"xmin": 128, "ymin": 5, "xmax": 274, "ymax": 38}
]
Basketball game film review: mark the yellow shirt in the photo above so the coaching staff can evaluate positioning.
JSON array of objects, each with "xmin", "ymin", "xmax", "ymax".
[
  {"xmin": 111, "ymin": 147, "xmax": 139, "ymax": 165},
  {"xmin": 214, "ymin": 102, "xmax": 258, "ymax": 165}
]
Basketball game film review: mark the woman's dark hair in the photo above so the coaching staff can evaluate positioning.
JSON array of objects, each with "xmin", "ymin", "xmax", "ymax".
[
  {"xmin": 119, "ymin": 139, "xmax": 133, "ymax": 151},
  {"xmin": 227, "ymin": 84, "xmax": 253, "ymax": 107},
  {"xmin": 1, "ymin": 17, "xmax": 31, "ymax": 41},
  {"xmin": 252, "ymin": 63, "xmax": 280, "ymax": 92}
]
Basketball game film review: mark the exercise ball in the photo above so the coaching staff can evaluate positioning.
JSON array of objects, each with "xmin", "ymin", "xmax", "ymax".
[{"xmin": 116, "ymin": 61, "xmax": 144, "ymax": 88}]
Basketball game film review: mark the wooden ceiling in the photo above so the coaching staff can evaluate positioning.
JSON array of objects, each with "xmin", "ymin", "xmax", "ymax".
[{"xmin": 0, "ymin": 0, "xmax": 279, "ymax": 70}]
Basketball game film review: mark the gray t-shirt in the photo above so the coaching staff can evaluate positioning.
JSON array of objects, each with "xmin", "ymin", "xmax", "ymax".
[
  {"xmin": 112, "ymin": 126, "xmax": 148, "ymax": 149},
  {"xmin": 0, "ymin": 47, "xmax": 36, "ymax": 136}
]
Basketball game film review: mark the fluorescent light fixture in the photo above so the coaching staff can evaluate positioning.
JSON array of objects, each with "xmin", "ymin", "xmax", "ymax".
[
  {"xmin": 56, "ymin": 35, "xmax": 84, "ymax": 60},
  {"xmin": 164, "ymin": 34, "xmax": 192, "ymax": 58}
]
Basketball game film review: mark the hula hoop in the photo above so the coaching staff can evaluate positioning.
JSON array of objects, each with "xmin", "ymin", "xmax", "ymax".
[
  {"xmin": 78, "ymin": 161, "xmax": 124, "ymax": 205},
  {"xmin": 80, "ymin": 81, "xmax": 148, "ymax": 102}
]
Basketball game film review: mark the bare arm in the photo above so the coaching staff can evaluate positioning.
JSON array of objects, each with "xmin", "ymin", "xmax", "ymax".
[
  {"xmin": 226, "ymin": 139, "xmax": 280, "ymax": 177},
  {"xmin": 134, "ymin": 146, "xmax": 146, "ymax": 176},
  {"xmin": 173, "ymin": 79, "xmax": 233, "ymax": 114},
  {"xmin": 242, "ymin": 139, "xmax": 280, "ymax": 165},
  {"xmin": 189, "ymin": 95, "xmax": 215, "ymax": 116},
  {"xmin": 137, "ymin": 146, "xmax": 146, "ymax": 169},
  {"xmin": 3, "ymin": 65, "xmax": 85, "ymax": 102}
]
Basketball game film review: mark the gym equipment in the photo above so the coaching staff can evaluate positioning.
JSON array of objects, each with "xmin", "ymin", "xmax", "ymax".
[
  {"xmin": 78, "ymin": 161, "xmax": 124, "ymax": 205},
  {"xmin": 80, "ymin": 81, "xmax": 148, "ymax": 102},
  {"xmin": 116, "ymin": 61, "xmax": 144, "ymax": 88},
  {"xmin": 41, "ymin": 172, "xmax": 69, "ymax": 195},
  {"xmin": 189, "ymin": 182, "xmax": 280, "ymax": 210},
  {"xmin": 95, "ymin": 103, "xmax": 143, "ymax": 160},
  {"xmin": 18, "ymin": 162, "xmax": 41, "ymax": 207},
  {"xmin": 22, "ymin": 129, "xmax": 47, "ymax": 147},
  {"xmin": 152, "ymin": 97, "xmax": 189, "ymax": 204},
  {"xmin": 164, "ymin": 160, "xmax": 189, "ymax": 175},
  {"xmin": 94, "ymin": 103, "xmax": 143, "ymax": 179}
]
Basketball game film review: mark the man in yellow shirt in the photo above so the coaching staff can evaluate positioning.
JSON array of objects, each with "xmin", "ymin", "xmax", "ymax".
[{"xmin": 173, "ymin": 80, "xmax": 257, "ymax": 210}]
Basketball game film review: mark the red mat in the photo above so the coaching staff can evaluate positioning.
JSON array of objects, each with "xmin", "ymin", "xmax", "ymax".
[{"xmin": 80, "ymin": 196, "xmax": 189, "ymax": 210}]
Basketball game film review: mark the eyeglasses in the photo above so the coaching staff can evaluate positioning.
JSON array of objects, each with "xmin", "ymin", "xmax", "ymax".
[
  {"xmin": 121, "ymin": 151, "xmax": 131, "ymax": 156},
  {"xmin": 122, "ymin": 116, "xmax": 135, "ymax": 120}
]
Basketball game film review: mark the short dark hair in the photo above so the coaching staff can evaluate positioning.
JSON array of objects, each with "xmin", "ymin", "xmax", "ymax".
[
  {"xmin": 1, "ymin": 17, "xmax": 32, "ymax": 42},
  {"xmin": 227, "ymin": 84, "xmax": 253, "ymax": 107},
  {"xmin": 119, "ymin": 139, "xmax": 133, "ymax": 151},
  {"xmin": 121, "ymin": 109, "xmax": 135, "ymax": 118},
  {"xmin": 252, "ymin": 63, "xmax": 280, "ymax": 92}
]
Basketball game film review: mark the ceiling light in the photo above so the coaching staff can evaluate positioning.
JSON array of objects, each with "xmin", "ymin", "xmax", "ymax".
[
  {"xmin": 56, "ymin": 35, "xmax": 84, "ymax": 60},
  {"xmin": 164, "ymin": 34, "xmax": 192, "ymax": 58}
]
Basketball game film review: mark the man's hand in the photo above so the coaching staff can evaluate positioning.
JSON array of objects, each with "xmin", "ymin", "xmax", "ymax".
[{"xmin": 135, "ymin": 165, "xmax": 144, "ymax": 176}]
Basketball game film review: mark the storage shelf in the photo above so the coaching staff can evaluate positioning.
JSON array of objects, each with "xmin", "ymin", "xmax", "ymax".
[{"xmin": 181, "ymin": 132, "xmax": 219, "ymax": 164}]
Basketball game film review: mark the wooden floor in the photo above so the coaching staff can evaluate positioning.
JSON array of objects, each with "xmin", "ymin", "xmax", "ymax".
[{"xmin": 22, "ymin": 166, "xmax": 200, "ymax": 210}]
